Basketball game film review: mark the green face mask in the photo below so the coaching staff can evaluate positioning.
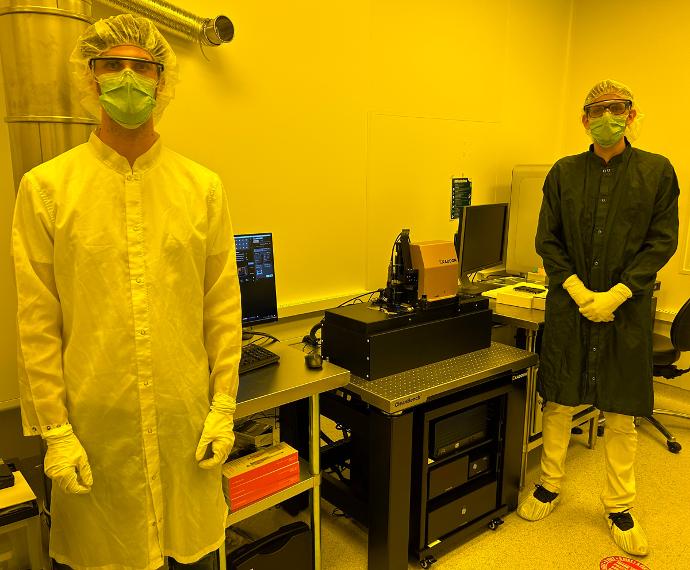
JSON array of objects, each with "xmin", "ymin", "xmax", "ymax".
[
  {"xmin": 588, "ymin": 113, "xmax": 627, "ymax": 148},
  {"xmin": 97, "ymin": 70, "xmax": 157, "ymax": 129}
]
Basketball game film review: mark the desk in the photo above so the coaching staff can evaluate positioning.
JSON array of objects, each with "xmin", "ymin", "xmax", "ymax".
[
  {"xmin": 320, "ymin": 342, "xmax": 537, "ymax": 570},
  {"xmin": 489, "ymin": 301, "xmax": 599, "ymax": 488},
  {"xmin": 223, "ymin": 343, "xmax": 349, "ymax": 570}
]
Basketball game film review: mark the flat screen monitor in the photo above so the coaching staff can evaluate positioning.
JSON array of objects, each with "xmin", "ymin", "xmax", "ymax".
[
  {"xmin": 505, "ymin": 164, "xmax": 551, "ymax": 276},
  {"xmin": 235, "ymin": 232, "xmax": 278, "ymax": 326},
  {"xmin": 456, "ymin": 203, "xmax": 508, "ymax": 292}
]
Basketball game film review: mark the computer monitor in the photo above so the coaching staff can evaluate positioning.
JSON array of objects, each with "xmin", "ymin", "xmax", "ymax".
[
  {"xmin": 455, "ymin": 203, "xmax": 508, "ymax": 293},
  {"xmin": 234, "ymin": 233, "xmax": 278, "ymax": 326},
  {"xmin": 505, "ymin": 165, "xmax": 550, "ymax": 275}
]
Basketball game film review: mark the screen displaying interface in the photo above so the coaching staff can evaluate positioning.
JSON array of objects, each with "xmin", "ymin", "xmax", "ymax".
[
  {"xmin": 457, "ymin": 203, "xmax": 508, "ymax": 281},
  {"xmin": 235, "ymin": 233, "xmax": 278, "ymax": 325}
]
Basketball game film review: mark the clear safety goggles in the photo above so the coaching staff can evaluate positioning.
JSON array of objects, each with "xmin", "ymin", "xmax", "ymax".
[
  {"xmin": 583, "ymin": 99, "xmax": 632, "ymax": 118},
  {"xmin": 89, "ymin": 56, "xmax": 164, "ymax": 80}
]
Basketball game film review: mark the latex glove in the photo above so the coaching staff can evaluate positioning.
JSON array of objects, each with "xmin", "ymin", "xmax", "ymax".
[
  {"xmin": 196, "ymin": 393, "xmax": 236, "ymax": 469},
  {"xmin": 562, "ymin": 275, "xmax": 595, "ymax": 308},
  {"xmin": 579, "ymin": 283, "xmax": 632, "ymax": 323},
  {"xmin": 43, "ymin": 424, "xmax": 93, "ymax": 494}
]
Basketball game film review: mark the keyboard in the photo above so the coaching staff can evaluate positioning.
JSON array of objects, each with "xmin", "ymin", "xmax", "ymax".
[{"xmin": 239, "ymin": 344, "xmax": 280, "ymax": 375}]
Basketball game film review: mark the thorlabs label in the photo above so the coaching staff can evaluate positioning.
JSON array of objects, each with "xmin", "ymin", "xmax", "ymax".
[{"xmin": 600, "ymin": 556, "xmax": 650, "ymax": 570}]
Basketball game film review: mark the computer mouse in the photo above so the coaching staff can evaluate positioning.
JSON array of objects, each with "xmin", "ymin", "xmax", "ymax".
[{"xmin": 305, "ymin": 352, "xmax": 323, "ymax": 369}]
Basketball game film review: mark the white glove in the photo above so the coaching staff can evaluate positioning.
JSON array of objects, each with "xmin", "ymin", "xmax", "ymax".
[
  {"xmin": 43, "ymin": 424, "xmax": 93, "ymax": 494},
  {"xmin": 562, "ymin": 275, "xmax": 595, "ymax": 308},
  {"xmin": 196, "ymin": 393, "xmax": 236, "ymax": 469},
  {"xmin": 579, "ymin": 283, "xmax": 632, "ymax": 323}
]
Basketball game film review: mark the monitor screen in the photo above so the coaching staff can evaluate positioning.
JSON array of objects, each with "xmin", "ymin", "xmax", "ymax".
[
  {"xmin": 456, "ymin": 203, "xmax": 508, "ymax": 288},
  {"xmin": 235, "ymin": 233, "xmax": 278, "ymax": 326}
]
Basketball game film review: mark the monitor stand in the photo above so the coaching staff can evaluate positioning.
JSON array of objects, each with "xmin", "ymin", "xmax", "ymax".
[{"xmin": 459, "ymin": 273, "xmax": 501, "ymax": 295}]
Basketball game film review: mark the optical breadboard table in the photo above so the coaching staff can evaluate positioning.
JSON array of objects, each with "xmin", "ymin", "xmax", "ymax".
[{"xmin": 326, "ymin": 342, "xmax": 538, "ymax": 570}]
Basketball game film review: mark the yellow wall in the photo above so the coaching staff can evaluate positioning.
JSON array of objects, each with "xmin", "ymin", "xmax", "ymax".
[
  {"xmin": 2, "ymin": 0, "xmax": 690, "ymax": 404},
  {"xmin": 69, "ymin": 0, "xmax": 575, "ymax": 304}
]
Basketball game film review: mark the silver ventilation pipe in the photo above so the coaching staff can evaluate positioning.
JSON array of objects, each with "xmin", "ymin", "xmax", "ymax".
[
  {"xmin": 95, "ymin": 0, "xmax": 234, "ymax": 46},
  {"xmin": 0, "ymin": 0, "xmax": 96, "ymax": 191}
]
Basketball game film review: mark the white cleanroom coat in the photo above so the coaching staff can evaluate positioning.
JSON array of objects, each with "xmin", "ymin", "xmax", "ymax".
[{"xmin": 12, "ymin": 133, "xmax": 242, "ymax": 570}]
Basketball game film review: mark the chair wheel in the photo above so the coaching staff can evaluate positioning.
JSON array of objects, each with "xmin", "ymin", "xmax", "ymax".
[{"xmin": 667, "ymin": 441, "xmax": 682, "ymax": 453}]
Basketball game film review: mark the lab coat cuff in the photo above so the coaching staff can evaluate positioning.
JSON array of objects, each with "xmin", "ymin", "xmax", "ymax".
[{"xmin": 41, "ymin": 422, "xmax": 73, "ymax": 440}]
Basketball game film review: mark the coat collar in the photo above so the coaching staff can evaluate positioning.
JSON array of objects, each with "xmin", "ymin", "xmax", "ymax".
[
  {"xmin": 587, "ymin": 137, "xmax": 632, "ymax": 166},
  {"xmin": 88, "ymin": 131, "xmax": 163, "ymax": 175}
]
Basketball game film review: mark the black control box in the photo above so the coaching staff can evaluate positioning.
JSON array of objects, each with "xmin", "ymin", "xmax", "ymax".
[{"xmin": 322, "ymin": 299, "xmax": 491, "ymax": 380}]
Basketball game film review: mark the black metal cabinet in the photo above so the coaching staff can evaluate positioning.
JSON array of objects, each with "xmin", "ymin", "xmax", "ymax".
[{"xmin": 409, "ymin": 372, "xmax": 525, "ymax": 565}]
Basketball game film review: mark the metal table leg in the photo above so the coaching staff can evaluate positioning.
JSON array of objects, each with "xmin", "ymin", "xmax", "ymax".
[
  {"xmin": 520, "ymin": 329, "xmax": 538, "ymax": 489},
  {"xmin": 309, "ymin": 394, "xmax": 322, "ymax": 570},
  {"xmin": 368, "ymin": 409, "xmax": 413, "ymax": 570}
]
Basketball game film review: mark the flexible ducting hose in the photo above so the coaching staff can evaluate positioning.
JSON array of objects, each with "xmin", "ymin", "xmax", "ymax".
[{"xmin": 96, "ymin": 0, "xmax": 234, "ymax": 46}]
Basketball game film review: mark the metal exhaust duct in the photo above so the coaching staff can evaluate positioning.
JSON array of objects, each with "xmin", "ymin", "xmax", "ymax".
[
  {"xmin": 96, "ymin": 0, "xmax": 234, "ymax": 46},
  {"xmin": 0, "ymin": 0, "xmax": 96, "ymax": 191}
]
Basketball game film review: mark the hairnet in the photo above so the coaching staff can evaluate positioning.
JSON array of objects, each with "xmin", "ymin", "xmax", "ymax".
[
  {"xmin": 70, "ymin": 13, "xmax": 178, "ymax": 123},
  {"xmin": 582, "ymin": 79, "xmax": 643, "ymax": 141}
]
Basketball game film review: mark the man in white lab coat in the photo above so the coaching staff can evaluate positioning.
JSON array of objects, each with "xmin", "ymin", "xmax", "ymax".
[{"xmin": 12, "ymin": 14, "xmax": 242, "ymax": 570}]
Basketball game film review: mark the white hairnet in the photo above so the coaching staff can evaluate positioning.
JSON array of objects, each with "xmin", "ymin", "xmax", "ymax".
[
  {"xmin": 70, "ymin": 13, "xmax": 178, "ymax": 123},
  {"xmin": 583, "ymin": 79, "xmax": 643, "ymax": 141}
]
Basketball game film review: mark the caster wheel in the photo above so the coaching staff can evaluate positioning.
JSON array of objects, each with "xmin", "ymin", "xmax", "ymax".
[
  {"xmin": 597, "ymin": 425, "xmax": 605, "ymax": 437},
  {"xmin": 667, "ymin": 441, "xmax": 682, "ymax": 453},
  {"xmin": 488, "ymin": 517, "xmax": 504, "ymax": 530},
  {"xmin": 420, "ymin": 556, "xmax": 436, "ymax": 568},
  {"xmin": 420, "ymin": 561, "xmax": 429, "ymax": 569}
]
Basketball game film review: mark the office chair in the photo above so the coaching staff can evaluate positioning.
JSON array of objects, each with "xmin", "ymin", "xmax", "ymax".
[{"xmin": 640, "ymin": 297, "xmax": 690, "ymax": 453}]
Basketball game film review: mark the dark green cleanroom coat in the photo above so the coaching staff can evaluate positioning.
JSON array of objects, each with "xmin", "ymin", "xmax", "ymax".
[{"xmin": 536, "ymin": 141, "xmax": 679, "ymax": 416}]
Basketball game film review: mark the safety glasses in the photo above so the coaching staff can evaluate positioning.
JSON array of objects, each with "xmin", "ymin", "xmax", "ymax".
[
  {"xmin": 583, "ymin": 99, "xmax": 632, "ymax": 118},
  {"xmin": 89, "ymin": 56, "xmax": 164, "ymax": 80}
]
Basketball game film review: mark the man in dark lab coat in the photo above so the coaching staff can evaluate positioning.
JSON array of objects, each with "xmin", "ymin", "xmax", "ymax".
[{"xmin": 517, "ymin": 79, "xmax": 679, "ymax": 557}]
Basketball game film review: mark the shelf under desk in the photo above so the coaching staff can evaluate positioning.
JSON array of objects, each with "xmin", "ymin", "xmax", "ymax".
[{"xmin": 224, "ymin": 343, "xmax": 349, "ymax": 570}]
